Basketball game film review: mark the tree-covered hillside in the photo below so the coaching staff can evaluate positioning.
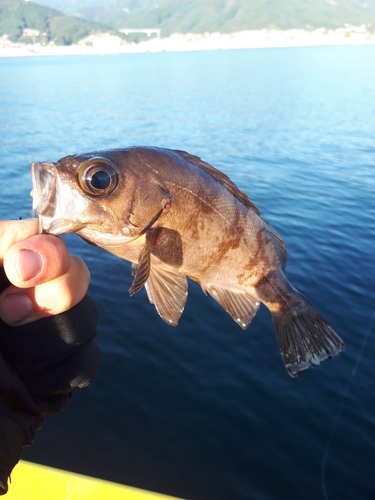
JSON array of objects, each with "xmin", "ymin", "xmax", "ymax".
[
  {"xmin": 0, "ymin": 0, "xmax": 115, "ymax": 44},
  {"xmin": 74, "ymin": 0, "xmax": 375, "ymax": 35},
  {"xmin": 2, "ymin": 0, "xmax": 375, "ymax": 44}
]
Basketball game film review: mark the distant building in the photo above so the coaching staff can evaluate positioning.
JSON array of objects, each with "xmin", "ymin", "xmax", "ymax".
[
  {"xmin": 119, "ymin": 28, "xmax": 161, "ymax": 39},
  {"xmin": 23, "ymin": 28, "xmax": 40, "ymax": 37}
]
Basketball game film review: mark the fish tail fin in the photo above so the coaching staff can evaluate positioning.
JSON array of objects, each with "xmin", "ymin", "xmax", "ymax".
[{"xmin": 271, "ymin": 292, "xmax": 345, "ymax": 377}]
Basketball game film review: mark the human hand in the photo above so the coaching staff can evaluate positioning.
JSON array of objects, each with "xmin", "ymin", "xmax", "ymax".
[
  {"xmin": 0, "ymin": 219, "xmax": 90, "ymax": 326},
  {"xmin": 0, "ymin": 221, "xmax": 98, "ymax": 496}
]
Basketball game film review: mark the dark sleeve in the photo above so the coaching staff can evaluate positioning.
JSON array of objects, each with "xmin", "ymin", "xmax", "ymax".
[{"xmin": 0, "ymin": 269, "xmax": 100, "ymax": 494}]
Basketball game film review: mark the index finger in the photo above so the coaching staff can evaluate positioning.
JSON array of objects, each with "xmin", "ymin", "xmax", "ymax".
[{"xmin": 0, "ymin": 219, "xmax": 39, "ymax": 264}]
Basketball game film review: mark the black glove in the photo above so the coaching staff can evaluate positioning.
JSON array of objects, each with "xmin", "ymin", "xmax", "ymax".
[{"xmin": 0, "ymin": 269, "xmax": 100, "ymax": 494}]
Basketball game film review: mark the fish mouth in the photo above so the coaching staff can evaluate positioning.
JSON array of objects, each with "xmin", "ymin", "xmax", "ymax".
[
  {"xmin": 31, "ymin": 161, "xmax": 58, "ymax": 213},
  {"xmin": 31, "ymin": 161, "xmax": 59, "ymax": 232}
]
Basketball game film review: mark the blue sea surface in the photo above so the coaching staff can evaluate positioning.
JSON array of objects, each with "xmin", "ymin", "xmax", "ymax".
[{"xmin": 0, "ymin": 46, "xmax": 374, "ymax": 499}]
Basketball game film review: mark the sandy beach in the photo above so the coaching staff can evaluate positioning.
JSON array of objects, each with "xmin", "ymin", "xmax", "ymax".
[{"xmin": 1, "ymin": 25, "xmax": 374, "ymax": 57}]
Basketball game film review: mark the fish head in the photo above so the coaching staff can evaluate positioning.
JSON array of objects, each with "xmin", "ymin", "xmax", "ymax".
[{"xmin": 31, "ymin": 149, "xmax": 172, "ymax": 247}]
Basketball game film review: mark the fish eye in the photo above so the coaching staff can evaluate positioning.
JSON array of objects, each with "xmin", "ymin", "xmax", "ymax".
[
  {"xmin": 91, "ymin": 170, "xmax": 111, "ymax": 190},
  {"xmin": 78, "ymin": 158, "xmax": 120, "ymax": 196}
]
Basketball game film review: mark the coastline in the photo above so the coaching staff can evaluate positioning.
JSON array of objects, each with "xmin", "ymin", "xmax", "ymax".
[{"xmin": 1, "ymin": 25, "xmax": 375, "ymax": 57}]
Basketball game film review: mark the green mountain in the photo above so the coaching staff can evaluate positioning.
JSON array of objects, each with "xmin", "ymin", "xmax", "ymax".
[
  {"xmin": 0, "ymin": 0, "xmax": 118, "ymax": 45},
  {"xmin": 74, "ymin": 0, "xmax": 375, "ymax": 35},
  {"xmin": 2, "ymin": 0, "xmax": 374, "ymax": 45}
]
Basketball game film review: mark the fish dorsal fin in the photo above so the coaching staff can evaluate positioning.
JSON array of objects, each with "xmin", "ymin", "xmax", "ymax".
[
  {"xmin": 145, "ymin": 267, "xmax": 188, "ymax": 326},
  {"xmin": 202, "ymin": 283, "xmax": 260, "ymax": 330},
  {"xmin": 265, "ymin": 222, "xmax": 287, "ymax": 270},
  {"xmin": 173, "ymin": 150, "xmax": 261, "ymax": 215}
]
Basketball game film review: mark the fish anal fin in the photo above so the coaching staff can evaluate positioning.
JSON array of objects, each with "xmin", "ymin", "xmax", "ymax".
[
  {"xmin": 203, "ymin": 284, "xmax": 260, "ymax": 330},
  {"xmin": 272, "ymin": 291, "xmax": 345, "ymax": 377},
  {"xmin": 145, "ymin": 266, "xmax": 188, "ymax": 326}
]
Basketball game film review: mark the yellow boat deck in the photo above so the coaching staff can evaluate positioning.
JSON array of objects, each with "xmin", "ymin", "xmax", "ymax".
[{"xmin": 7, "ymin": 461, "xmax": 180, "ymax": 500}]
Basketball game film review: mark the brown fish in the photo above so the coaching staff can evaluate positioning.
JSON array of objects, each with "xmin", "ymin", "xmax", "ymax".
[{"xmin": 31, "ymin": 147, "xmax": 344, "ymax": 377}]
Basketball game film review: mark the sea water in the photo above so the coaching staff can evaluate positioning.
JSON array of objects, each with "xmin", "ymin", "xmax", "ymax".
[{"xmin": 0, "ymin": 46, "xmax": 374, "ymax": 499}]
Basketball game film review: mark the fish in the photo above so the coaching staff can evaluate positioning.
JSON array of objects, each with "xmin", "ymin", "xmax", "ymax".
[{"xmin": 30, "ymin": 146, "xmax": 344, "ymax": 377}]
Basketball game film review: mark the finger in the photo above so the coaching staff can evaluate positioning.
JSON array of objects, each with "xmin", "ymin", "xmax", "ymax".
[
  {"xmin": 0, "ymin": 219, "xmax": 39, "ymax": 264},
  {"xmin": 4, "ymin": 234, "xmax": 69, "ymax": 288},
  {"xmin": 0, "ymin": 255, "xmax": 90, "ymax": 326}
]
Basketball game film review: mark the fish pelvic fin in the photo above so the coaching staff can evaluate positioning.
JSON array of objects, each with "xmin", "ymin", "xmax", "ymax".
[
  {"xmin": 129, "ymin": 229, "xmax": 187, "ymax": 325},
  {"xmin": 202, "ymin": 284, "xmax": 260, "ymax": 329},
  {"xmin": 272, "ymin": 292, "xmax": 345, "ymax": 377},
  {"xmin": 145, "ymin": 267, "xmax": 188, "ymax": 326},
  {"xmin": 129, "ymin": 232, "xmax": 155, "ymax": 296}
]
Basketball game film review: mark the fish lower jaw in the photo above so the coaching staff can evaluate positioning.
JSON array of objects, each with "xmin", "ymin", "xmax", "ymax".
[
  {"xmin": 76, "ymin": 227, "xmax": 135, "ymax": 247},
  {"xmin": 38, "ymin": 216, "xmax": 83, "ymax": 235}
]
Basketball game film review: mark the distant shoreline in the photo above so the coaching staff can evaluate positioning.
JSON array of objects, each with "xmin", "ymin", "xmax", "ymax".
[{"xmin": 1, "ymin": 26, "xmax": 375, "ymax": 58}]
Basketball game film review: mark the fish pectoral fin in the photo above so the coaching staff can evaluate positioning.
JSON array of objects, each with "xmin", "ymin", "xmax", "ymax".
[
  {"xmin": 145, "ymin": 266, "xmax": 188, "ymax": 326},
  {"xmin": 202, "ymin": 284, "xmax": 260, "ymax": 330}
]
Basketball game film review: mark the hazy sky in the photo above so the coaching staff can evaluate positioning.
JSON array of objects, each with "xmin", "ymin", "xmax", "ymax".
[{"xmin": 34, "ymin": 0, "xmax": 113, "ymax": 15}]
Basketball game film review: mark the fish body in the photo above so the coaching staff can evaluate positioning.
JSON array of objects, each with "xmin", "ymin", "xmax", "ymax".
[{"xmin": 31, "ymin": 147, "xmax": 344, "ymax": 377}]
